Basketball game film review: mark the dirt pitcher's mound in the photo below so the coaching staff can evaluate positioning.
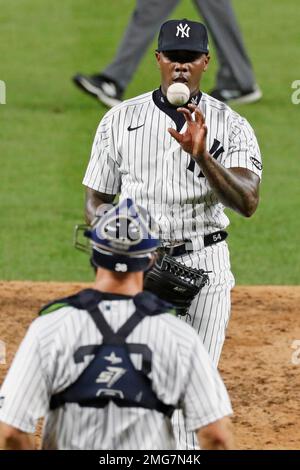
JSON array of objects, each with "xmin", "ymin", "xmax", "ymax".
[{"xmin": 0, "ymin": 282, "xmax": 300, "ymax": 449}]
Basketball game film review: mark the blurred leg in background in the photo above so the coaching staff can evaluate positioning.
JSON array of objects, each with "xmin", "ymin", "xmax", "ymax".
[
  {"xmin": 73, "ymin": 0, "xmax": 180, "ymax": 107},
  {"xmin": 73, "ymin": 0, "xmax": 262, "ymax": 106},
  {"xmin": 194, "ymin": 0, "xmax": 262, "ymax": 104}
]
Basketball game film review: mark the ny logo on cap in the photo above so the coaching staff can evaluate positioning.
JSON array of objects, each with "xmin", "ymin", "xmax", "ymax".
[{"xmin": 176, "ymin": 23, "xmax": 190, "ymax": 38}]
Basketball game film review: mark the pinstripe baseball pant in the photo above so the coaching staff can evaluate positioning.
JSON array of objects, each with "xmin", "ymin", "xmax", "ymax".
[{"xmin": 171, "ymin": 240, "xmax": 235, "ymax": 449}]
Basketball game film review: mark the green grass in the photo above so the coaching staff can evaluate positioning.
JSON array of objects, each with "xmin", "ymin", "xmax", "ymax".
[{"xmin": 0, "ymin": 0, "xmax": 299, "ymax": 283}]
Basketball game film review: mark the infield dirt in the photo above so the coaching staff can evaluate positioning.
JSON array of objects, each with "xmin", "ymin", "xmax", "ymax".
[{"xmin": 1, "ymin": 282, "xmax": 299, "ymax": 449}]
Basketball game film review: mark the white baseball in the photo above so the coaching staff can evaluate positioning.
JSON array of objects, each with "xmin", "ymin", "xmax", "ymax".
[{"xmin": 166, "ymin": 83, "xmax": 190, "ymax": 106}]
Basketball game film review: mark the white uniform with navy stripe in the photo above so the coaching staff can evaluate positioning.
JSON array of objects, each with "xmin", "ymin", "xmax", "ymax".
[
  {"xmin": 0, "ymin": 294, "xmax": 232, "ymax": 450},
  {"xmin": 82, "ymin": 90, "xmax": 262, "ymax": 448}
]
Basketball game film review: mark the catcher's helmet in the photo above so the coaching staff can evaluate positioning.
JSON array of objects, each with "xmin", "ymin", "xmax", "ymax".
[{"xmin": 75, "ymin": 198, "xmax": 159, "ymax": 272}]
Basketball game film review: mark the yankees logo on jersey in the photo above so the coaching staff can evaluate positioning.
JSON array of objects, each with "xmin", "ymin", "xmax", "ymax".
[
  {"xmin": 187, "ymin": 138, "xmax": 225, "ymax": 177},
  {"xmin": 0, "ymin": 290, "xmax": 232, "ymax": 450}
]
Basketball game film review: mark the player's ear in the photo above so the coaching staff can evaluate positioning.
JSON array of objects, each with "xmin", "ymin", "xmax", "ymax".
[
  {"xmin": 155, "ymin": 51, "xmax": 161, "ymax": 68},
  {"xmin": 203, "ymin": 54, "xmax": 210, "ymax": 72}
]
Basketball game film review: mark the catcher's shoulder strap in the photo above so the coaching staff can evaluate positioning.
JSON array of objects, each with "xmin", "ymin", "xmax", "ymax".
[
  {"xmin": 133, "ymin": 290, "xmax": 175, "ymax": 316},
  {"xmin": 39, "ymin": 289, "xmax": 174, "ymax": 317},
  {"xmin": 38, "ymin": 289, "xmax": 104, "ymax": 316},
  {"xmin": 48, "ymin": 289, "xmax": 175, "ymax": 417}
]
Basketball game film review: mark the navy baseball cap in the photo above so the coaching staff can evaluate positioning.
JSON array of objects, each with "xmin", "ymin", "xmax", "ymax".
[
  {"xmin": 157, "ymin": 19, "xmax": 209, "ymax": 53},
  {"xmin": 85, "ymin": 198, "xmax": 159, "ymax": 272}
]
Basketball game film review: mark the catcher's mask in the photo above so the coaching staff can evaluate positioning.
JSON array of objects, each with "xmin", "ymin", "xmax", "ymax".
[{"xmin": 74, "ymin": 198, "xmax": 159, "ymax": 272}]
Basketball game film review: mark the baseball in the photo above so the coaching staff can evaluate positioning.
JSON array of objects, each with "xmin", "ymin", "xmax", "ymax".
[{"xmin": 167, "ymin": 83, "xmax": 190, "ymax": 106}]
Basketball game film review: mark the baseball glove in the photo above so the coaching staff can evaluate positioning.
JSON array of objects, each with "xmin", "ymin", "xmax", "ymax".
[{"xmin": 143, "ymin": 254, "xmax": 209, "ymax": 316}]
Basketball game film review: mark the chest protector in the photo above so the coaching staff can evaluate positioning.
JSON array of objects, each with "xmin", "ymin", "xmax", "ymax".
[{"xmin": 40, "ymin": 289, "xmax": 175, "ymax": 417}]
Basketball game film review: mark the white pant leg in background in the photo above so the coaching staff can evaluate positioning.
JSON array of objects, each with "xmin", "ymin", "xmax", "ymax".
[{"xmin": 171, "ymin": 241, "xmax": 235, "ymax": 450}]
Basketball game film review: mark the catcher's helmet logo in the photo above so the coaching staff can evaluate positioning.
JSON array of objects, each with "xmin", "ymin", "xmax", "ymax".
[
  {"xmin": 176, "ymin": 23, "xmax": 190, "ymax": 38},
  {"xmin": 98, "ymin": 214, "xmax": 143, "ymax": 250}
]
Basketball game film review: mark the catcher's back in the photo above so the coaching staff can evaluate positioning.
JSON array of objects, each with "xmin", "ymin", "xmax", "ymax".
[{"xmin": 0, "ymin": 289, "xmax": 231, "ymax": 450}]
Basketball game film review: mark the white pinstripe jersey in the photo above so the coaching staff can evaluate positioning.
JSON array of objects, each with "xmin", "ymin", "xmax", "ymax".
[
  {"xmin": 0, "ymin": 292, "xmax": 232, "ymax": 450},
  {"xmin": 83, "ymin": 90, "xmax": 262, "ymax": 251}
]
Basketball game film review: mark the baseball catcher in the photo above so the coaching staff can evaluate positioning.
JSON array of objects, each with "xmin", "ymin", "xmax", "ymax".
[
  {"xmin": 0, "ymin": 198, "xmax": 233, "ymax": 450},
  {"xmin": 76, "ymin": 204, "xmax": 209, "ymax": 316}
]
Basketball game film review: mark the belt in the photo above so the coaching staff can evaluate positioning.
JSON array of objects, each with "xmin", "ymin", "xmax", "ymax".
[{"xmin": 162, "ymin": 231, "xmax": 228, "ymax": 257}]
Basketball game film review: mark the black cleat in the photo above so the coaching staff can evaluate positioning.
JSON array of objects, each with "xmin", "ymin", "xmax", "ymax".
[
  {"xmin": 72, "ymin": 74, "xmax": 123, "ymax": 107},
  {"xmin": 210, "ymin": 85, "xmax": 262, "ymax": 104}
]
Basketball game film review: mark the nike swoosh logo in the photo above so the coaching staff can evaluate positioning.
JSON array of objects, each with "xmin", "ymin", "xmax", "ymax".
[{"xmin": 127, "ymin": 124, "xmax": 145, "ymax": 131}]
